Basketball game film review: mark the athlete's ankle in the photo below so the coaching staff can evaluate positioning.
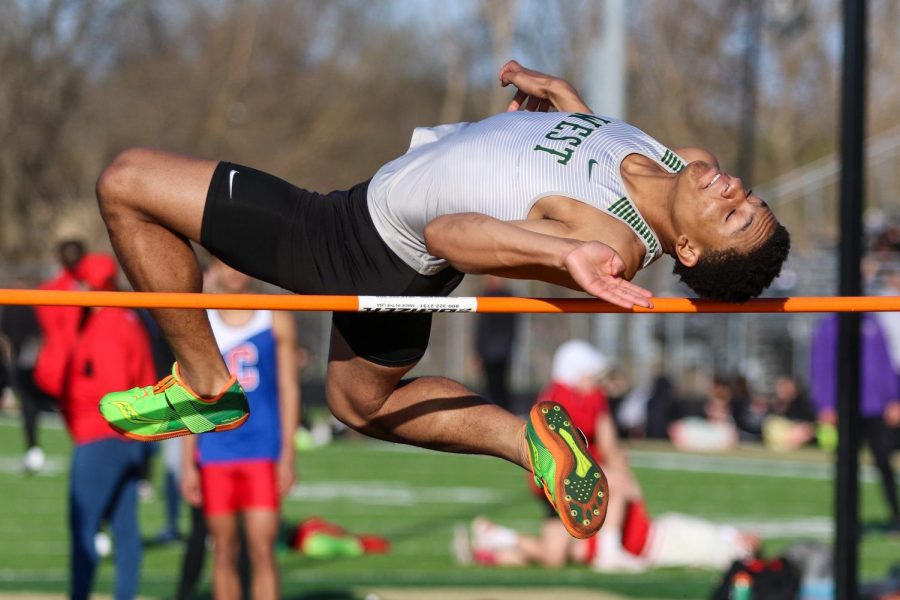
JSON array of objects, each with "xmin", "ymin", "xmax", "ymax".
[
  {"xmin": 517, "ymin": 423, "xmax": 531, "ymax": 472},
  {"xmin": 173, "ymin": 362, "xmax": 233, "ymax": 398}
]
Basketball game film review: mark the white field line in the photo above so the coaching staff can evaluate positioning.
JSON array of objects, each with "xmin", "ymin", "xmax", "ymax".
[
  {"xmin": 627, "ymin": 449, "xmax": 881, "ymax": 483},
  {"xmin": 287, "ymin": 481, "xmax": 505, "ymax": 506},
  {"xmin": 0, "ymin": 457, "xmax": 67, "ymax": 475},
  {"xmin": 0, "ymin": 416, "xmax": 876, "ymax": 482}
]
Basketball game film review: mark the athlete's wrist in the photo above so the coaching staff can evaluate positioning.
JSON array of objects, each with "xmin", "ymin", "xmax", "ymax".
[
  {"xmin": 549, "ymin": 81, "xmax": 591, "ymax": 113},
  {"xmin": 555, "ymin": 239, "xmax": 583, "ymax": 270}
]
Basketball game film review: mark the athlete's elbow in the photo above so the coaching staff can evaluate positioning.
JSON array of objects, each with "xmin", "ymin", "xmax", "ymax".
[
  {"xmin": 425, "ymin": 214, "xmax": 491, "ymax": 274},
  {"xmin": 424, "ymin": 216, "xmax": 455, "ymax": 261}
]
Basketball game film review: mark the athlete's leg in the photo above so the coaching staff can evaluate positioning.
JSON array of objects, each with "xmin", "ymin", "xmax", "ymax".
[
  {"xmin": 175, "ymin": 504, "xmax": 207, "ymax": 600},
  {"xmin": 599, "ymin": 466, "xmax": 631, "ymax": 534},
  {"xmin": 96, "ymin": 148, "xmax": 228, "ymax": 394},
  {"xmin": 69, "ymin": 445, "xmax": 105, "ymax": 600},
  {"xmin": 328, "ymin": 326, "xmax": 609, "ymax": 538},
  {"xmin": 243, "ymin": 509, "xmax": 280, "ymax": 600},
  {"xmin": 207, "ymin": 513, "xmax": 242, "ymax": 600},
  {"xmin": 863, "ymin": 417, "xmax": 900, "ymax": 524},
  {"xmin": 106, "ymin": 442, "xmax": 143, "ymax": 600},
  {"xmin": 326, "ymin": 327, "xmax": 529, "ymax": 467}
]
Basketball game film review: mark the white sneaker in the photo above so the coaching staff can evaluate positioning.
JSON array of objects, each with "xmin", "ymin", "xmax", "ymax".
[
  {"xmin": 138, "ymin": 480, "xmax": 156, "ymax": 502},
  {"xmin": 94, "ymin": 532, "xmax": 112, "ymax": 557},
  {"xmin": 22, "ymin": 447, "xmax": 45, "ymax": 474}
]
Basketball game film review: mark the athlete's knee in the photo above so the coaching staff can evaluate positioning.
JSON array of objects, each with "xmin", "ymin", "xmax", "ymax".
[
  {"xmin": 211, "ymin": 534, "xmax": 239, "ymax": 562},
  {"xmin": 325, "ymin": 373, "xmax": 387, "ymax": 433},
  {"xmin": 325, "ymin": 378, "xmax": 368, "ymax": 431},
  {"xmin": 96, "ymin": 148, "xmax": 153, "ymax": 219},
  {"xmin": 246, "ymin": 536, "xmax": 276, "ymax": 565}
]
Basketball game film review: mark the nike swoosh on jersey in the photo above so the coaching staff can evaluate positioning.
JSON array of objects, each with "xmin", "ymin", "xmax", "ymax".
[{"xmin": 587, "ymin": 159, "xmax": 599, "ymax": 179}]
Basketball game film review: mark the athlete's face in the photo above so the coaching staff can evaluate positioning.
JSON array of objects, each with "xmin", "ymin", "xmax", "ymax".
[{"xmin": 671, "ymin": 161, "xmax": 778, "ymax": 265}]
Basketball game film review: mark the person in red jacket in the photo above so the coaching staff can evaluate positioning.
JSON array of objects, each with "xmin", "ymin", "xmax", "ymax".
[
  {"xmin": 33, "ymin": 239, "xmax": 86, "ymax": 401},
  {"xmin": 59, "ymin": 253, "xmax": 156, "ymax": 600},
  {"xmin": 20, "ymin": 240, "xmax": 86, "ymax": 472}
]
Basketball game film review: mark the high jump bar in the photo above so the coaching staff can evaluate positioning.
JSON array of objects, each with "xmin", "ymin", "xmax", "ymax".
[{"xmin": 1, "ymin": 289, "xmax": 899, "ymax": 314}]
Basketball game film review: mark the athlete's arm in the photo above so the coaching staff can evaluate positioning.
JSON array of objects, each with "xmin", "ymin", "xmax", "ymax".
[
  {"xmin": 423, "ymin": 213, "xmax": 653, "ymax": 309},
  {"xmin": 499, "ymin": 60, "xmax": 592, "ymax": 113},
  {"xmin": 273, "ymin": 310, "xmax": 300, "ymax": 497},
  {"xmin": 180, "ymin": 435, "xmax": 202, "ymax": 507}
]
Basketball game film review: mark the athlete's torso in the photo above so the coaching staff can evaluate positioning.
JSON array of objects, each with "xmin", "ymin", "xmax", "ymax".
[
  {"xmin": 367, "ymin": 112, "xmax": 685, "ymax": 275},
  {"xmin": 198, "ymin": 309, "xmax": 281, "ymax": 464}
]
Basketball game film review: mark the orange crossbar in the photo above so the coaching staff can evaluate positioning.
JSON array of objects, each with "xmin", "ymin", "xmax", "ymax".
[{"xmin": 1, "ymin": 289, "xmax": 899, "ymax": 313}]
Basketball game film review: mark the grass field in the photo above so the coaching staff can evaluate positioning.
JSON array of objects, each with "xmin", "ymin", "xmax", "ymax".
[{"xmin": 1, "ymin": 415, "xmax": 898, "ymax": 599}]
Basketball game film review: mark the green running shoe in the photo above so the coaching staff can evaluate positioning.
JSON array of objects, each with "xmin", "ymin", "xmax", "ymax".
[
  {"xmin": 99, "ymin": 363, "xmax": 249, "ymax": 442},
  {"xmin": 525, "ymin": 401, "xmax": 609, "ymax": 539}
]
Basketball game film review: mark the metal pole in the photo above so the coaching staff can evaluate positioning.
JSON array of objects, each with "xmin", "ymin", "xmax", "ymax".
[
  {"xmin": 836, "ymin": 0, "xmax": 867, "ymax": 597},
  {"xmin": 584, "ymin": 0, "xmax": 627, "ymax": 119},
  {"xmin": 585, "ymin": 0, "xmax": 628, "ymax": 362},
  {"xmin": 738, "ymin": 0, "xmax": 763, "ymax": 183}
]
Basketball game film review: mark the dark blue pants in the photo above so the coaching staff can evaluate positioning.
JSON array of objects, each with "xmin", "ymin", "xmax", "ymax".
[{"xmin": 69, "ymin": 437, "xmax": 144, "ymax": 600}]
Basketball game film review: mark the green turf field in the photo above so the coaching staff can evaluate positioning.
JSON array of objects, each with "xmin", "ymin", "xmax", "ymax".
[{"xmin": 0, "ymin": 415, "xmax": 897, "ymax": 599}]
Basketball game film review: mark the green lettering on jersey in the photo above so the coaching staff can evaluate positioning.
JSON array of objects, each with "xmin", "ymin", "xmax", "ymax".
[
  {"xmin": 534, "ymin": 144, "xmax": 575, "ymax": 165},
  {"xmin": 533, "ymin": 114, "xmax": 612, "ymax": 166},
  {"xmin": 570, "ymin": 113, "xmax": 612, "ymax": 127}
]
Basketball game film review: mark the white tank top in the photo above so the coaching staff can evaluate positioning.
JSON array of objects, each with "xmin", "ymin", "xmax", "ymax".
[
  {"xmin": 367, "ymin": 111, "xmax": 686, "ymax": 275},
  {"xmin": 207, "ymin": 309, "xmax": 273, "ymax": 354}
]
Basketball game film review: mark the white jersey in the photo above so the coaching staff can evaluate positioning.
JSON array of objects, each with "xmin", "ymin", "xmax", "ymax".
[{"xmin": 367, "ymin": 111, "xmax": 686, "ymax": 275}]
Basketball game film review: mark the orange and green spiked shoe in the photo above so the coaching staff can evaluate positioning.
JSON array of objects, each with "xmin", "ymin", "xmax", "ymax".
[
  {"xmin": 99, "ymin": 363, "xmax": 249, "ymax": 442},
  {"xmin": 525, "ymin": 400, "xmax": 609, "ymax": 539}
]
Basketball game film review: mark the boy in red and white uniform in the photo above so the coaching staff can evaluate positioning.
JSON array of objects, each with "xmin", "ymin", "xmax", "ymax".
[{"xmin": 180, "ymin": 259, "xmax": 299, "ymax": 600}]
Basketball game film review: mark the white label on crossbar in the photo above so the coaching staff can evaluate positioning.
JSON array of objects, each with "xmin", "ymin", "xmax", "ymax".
[{"xmin": 357, "ymin": 296, "xmax": 477, "ymax": 313}]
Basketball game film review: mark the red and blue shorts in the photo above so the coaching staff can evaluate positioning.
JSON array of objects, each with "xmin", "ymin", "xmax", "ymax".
[{"xmin": 199, "ymin": 460, "xmax": 279, "ymax": 517}]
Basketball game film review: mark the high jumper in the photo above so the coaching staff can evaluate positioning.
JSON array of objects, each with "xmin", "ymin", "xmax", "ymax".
[{"xmin": 94, "ymin": 60, "xmax": 789, "ymax": 539}]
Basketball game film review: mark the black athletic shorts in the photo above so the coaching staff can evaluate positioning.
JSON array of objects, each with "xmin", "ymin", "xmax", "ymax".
[{"xmin": 200, "ymin": 161, "xmax": 464, "ymax": 366}]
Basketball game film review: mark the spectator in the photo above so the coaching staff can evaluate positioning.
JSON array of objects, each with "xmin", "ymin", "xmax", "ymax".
[
  {"xmin": 810, "ymin": 313, "xmax": 900, "ymax": 532},
  {"xmin": 457, "ymin": 500, "xmax": 759, "ymax": 572},
  {"xmin": 529, "ymin": 339, "xmax": 643, "ymax": 571},
  {"xmin": 669, "ymin": 376, "xmax": 740, "ymax": 452},
  {"xmin": 473, "ymin": 275, "xmax": 518, "ymax": 411},
  {"xmin": 729, "ymin": 375, "xmax": 768, "ymax": 442},
  {"xmin": 0, "ymin": 276, "xmax": 56, "ymax": 473},
  {"xmin": 180, "ymin": 258, "xmax": 300, "ymax": 600},
  {"xmin": 760, "ymin": 376, "xmax": 816, "ymax": 452},
  {"xmin": 877, "ymin": 264, "xmax": 900, "ymax": 375},
  {"xmin": 58, "ymin": 253, "xmax": 155, "ymax": 600},
  {"xmin": 33, "ymin": 239, "xmax": 86, "ymax": 401},
  {"xmin": 644, "ymin": 374, "xmax": 680, "ymax": 440},
  {"xmin": 771, "ymin": 375, "xmax": 816, "ymax": 423}
]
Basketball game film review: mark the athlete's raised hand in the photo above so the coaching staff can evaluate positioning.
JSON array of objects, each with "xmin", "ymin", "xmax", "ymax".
[
  {"xmin": 498, "ymin": 60, "xmax": 592, "ymax": 114},
  {"xmin": 563, "ymin": 241, "xmax": 654, "ymax": 309}
]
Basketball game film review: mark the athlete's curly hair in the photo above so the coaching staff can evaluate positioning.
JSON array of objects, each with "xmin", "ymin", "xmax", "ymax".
[{"xmin": 672, "ymin": 223, "xmax": 791, "ymax": 303}]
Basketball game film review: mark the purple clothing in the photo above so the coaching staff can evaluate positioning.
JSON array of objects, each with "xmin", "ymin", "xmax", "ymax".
[{"xmin": 809, "ymin": 313, "xmax": 900, "ymax": 418}]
